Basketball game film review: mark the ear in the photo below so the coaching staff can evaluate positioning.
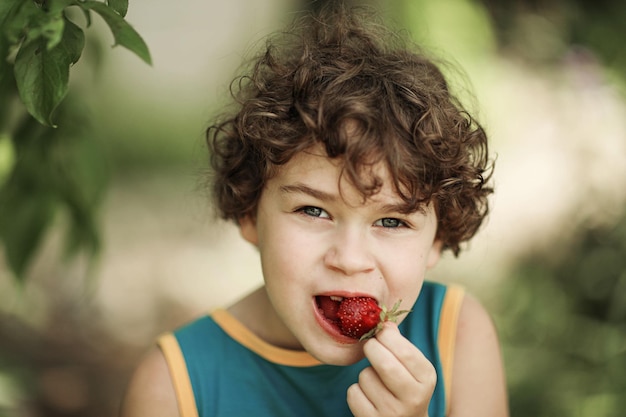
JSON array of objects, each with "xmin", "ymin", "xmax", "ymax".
[
  {"xmin": 239, "ymin": 215, "xmax": 258, "ymax": 246},
  {"xmin": 426, "ymin": 240, "xmax": 443, "ymax": 269}
]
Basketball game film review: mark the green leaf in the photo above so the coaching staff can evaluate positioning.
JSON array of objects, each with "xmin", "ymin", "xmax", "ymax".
[
  {"xmin": 0, "ymin": 178, "xmax": 56, "ymax": 280},
  {"xmin": 0, "ymin": 34, "xmax": 12, "ymax": 100},
  {"xmin": 0, "ymin": 134, "xmax": 16, "ymax": 187},
  {"xmin": 106, "ymin": 0, "xmax": 129, "ymax": 18},
  {"xmin": 0, "ymin": 97, "xmax": 107, "ymax": 281},
  {"xmin": 0, "ymin": 0, "xmax": 23, "ymax": 34},
  {"xmin": 27, "ymin": 13, "xmax": 65, "ymax": 50},
  {"xmin": 46, "ymin": 97, "xmax": 107, "ymax": 259},
  {"xmin": 1, "ymin": 1, "xmax": 70, "ymax": 49},
  {"xmin": 14, "ymin": 19, "xmax": 84, "ymax": 126},
  {"xmin": 0, "ymin": 0, "xmax": 39, "ymax": 44},
  {"xmin": 0, "ymin": 116, "xmax": 58, "ymax": 280},
  {"xmin": 78, "ymin": 1, "xmax": 151, "ymax": 65},
  {"xmin": 47, "ymin": 0, "xmax": 78, "ymax": 14},
  {"xmin": 59, "ymin": 18, "xmax": 84, "ymax": 63},
  {"xmin": 0, "ymin": 0, "xmax": 21, "ymax": 24}
]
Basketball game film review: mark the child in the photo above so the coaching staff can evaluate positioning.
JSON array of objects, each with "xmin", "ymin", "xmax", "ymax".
[{"xmin": 121, "ymin": 5, "xmax": 508, "ymax": 417}]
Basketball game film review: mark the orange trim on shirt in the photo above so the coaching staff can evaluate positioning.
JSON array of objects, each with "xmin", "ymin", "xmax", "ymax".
[
  {"xmin": 437, "ymin": 285, "xmax": 465, "ymax": 415},
  {"xmin": 158, "ymin": 333, "xmax": 199, "ymax": 417},
  {"xmin": 211, "ymin": 309, "xmax": 323, "ymax": 367}
]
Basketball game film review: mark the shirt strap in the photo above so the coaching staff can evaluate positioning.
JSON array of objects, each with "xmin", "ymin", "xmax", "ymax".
[
  {"xmin": 158, "ymin": 333, "xmax": 199, "ymax": 417},
  {"xmin": 437, "ymin": 284, "xmax": 465, "ymax": 414}
]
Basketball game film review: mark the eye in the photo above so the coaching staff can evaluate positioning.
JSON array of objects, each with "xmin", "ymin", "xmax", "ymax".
[
  {"xmin": 374, "ymin": 218, "xmax": 407, "ymax": 228},
  {"xmin": 298, "ymin": 206, "xmax": 330, "ymax": 219}
]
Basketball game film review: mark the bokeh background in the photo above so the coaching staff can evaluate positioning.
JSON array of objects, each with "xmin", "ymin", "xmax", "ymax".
[{"xmin": 1, "ymin": 0, "xmax": 625, "ymax": 416}]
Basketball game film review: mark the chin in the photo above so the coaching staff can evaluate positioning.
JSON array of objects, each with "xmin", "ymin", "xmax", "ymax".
[{"xmin": 308, "ymin": 344, "xmax": 366, "ymax": 366}]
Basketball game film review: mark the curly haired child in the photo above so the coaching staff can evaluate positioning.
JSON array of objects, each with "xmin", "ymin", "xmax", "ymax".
[{"xmin": 121, "ymin": 5, "xmax": 508, "ymax": 417}]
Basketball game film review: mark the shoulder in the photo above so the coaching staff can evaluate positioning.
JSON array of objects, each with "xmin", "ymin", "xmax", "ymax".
[
  {"xmin": 120, "ymin": 346, "xmax": 180, "ymax": 417},
  {"xmin": 449, "ymin": 293, "xmax": 509, "ymax": 416}
]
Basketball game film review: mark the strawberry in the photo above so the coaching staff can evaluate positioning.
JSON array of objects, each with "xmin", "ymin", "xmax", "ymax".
[
  {"xmin": 336, "ymin": 297, "xmax": 381, "ymax": 339},
  {"xmin": 336, "ymin": 297, "xmax": 410, "ymax": 340}
]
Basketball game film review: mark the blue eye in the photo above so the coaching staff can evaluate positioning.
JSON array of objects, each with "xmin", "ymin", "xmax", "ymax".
[
  {"xmin": 375, "ymin": 218, "xmax": 405, "ymax": 228},
  {"xmin": 299, "ymin": 206, "xmax": 329, "ymax": 218}
]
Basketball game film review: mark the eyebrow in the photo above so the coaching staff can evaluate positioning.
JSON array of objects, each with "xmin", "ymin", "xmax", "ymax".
[
  {"xmin": 279, "ymin": 183, "xmax": 337, "ymax": 202},
  {"xmin": 279, "ymin": 183, "xmax": 418, "ymax": 215}
]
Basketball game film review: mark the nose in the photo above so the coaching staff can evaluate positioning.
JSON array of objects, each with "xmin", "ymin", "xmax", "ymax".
[{"xmin": 323, "ymin": 226, "xmax": 375, "ymax": 276}]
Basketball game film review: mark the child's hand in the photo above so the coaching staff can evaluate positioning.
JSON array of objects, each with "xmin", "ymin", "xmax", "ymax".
[{"xmin": 347, "ymin": 322, "xmax": 435, "ymax": 417}]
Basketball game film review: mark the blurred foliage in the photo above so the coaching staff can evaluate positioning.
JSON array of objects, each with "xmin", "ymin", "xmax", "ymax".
[
  {"xmin": 0, "ymin": 289, "xmax": 166, "ymax": 417},
  {"xmin": 0, "ymin": 0, "xmax": 150, "ymax": 281},
  {"xmin": 475, "ymin": 0, "xmax": 626, "ymax": 82},
  {"xmin": 0, "ymin": 95, "xmax": 107, "ymax": 282},
  {"xmin": 496, "ymin": 211, "xmax": 626, "ymax": 417},
  {"xmin": 386, "ymin": 0, "xmax": 626, "ymax": 93}
]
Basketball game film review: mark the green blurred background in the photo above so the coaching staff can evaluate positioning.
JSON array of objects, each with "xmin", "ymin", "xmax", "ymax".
[{"xmin": 1, "ymin": 0, "xmax": 625, "ymax": 416}]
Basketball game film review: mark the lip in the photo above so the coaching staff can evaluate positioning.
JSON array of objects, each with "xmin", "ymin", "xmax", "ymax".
[
  {"xmin": 316, "ymin": 291, "xmax": 379, "ymax": 303},
  {"xmin": 312, "ymin": 292, "xmax": 379, "ymax": 344}
]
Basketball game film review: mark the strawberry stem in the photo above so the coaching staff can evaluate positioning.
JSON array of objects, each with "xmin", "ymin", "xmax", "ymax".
[{"xmin": 359, "ymin": 299, "xmax": 411, "ymax": 341}]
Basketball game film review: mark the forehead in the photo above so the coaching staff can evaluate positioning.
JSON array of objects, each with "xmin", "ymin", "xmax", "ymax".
[{"xmin": 269, "ymin": 145, "xmax": 399, "ymax": 203}]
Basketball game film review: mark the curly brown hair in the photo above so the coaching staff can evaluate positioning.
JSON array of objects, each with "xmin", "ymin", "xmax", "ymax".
[{"xmin": 206, "ymin": 5, "xmax": 494, "ymax": 255}]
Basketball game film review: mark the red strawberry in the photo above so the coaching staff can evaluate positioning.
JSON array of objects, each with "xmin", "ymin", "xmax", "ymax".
[
  {"xmin": 336, "ymin": 298, "xmax": 410, "ymax": 340},
  {"xmin": 337, "ymin": 297, "xmax": 382, "ymax": 339}
]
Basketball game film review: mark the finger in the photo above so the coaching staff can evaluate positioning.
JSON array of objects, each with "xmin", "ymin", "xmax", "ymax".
[
  {"xmin": 346, "ymin": 382, "xmax": 377, "ymax": 417},
  {"xmin": 363, "ymin": 336, "xmax": 415, "ymax": 395},
  {"xmin": 352, "ymin": 363, "xmax": 432, "ymax": 417},
  {"xmin": 364, "ymin": 323, "xmax": 437, "ymax": 399},
  {"xmin": 375, "ymin": 322, "xmax": 437, "ymax": 387},
  {"xmin": 355, "ymin": 367, "xmax": 390, "ymax": 406}
]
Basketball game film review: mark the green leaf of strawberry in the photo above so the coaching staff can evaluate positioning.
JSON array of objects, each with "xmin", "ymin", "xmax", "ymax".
[{"xmin": 336, "ymin": 297, "xmax": 411, "ymax": 341}]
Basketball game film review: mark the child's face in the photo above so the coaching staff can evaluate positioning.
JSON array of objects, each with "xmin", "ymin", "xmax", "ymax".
[{"xmin": 239, "ymin": 145, "xmax": 442, "ymax": 365}]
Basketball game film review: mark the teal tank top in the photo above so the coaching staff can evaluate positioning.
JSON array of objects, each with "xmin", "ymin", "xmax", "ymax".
[{"xmin": 158, "ymin": 281, "xmax": 464, "ymax": 417}]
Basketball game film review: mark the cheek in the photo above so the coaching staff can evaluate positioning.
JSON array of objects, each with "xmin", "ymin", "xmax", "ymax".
[
  {"xmin": 258, "ymin": 223, "xmax": 318, "ymax": 282},
  {"xmin": 382, "ymin": 244, "xmax": 431, "ymax": 294},
  {"xmin": 260, "ymin": 231, "xmax": 318, "ymax": 319}
]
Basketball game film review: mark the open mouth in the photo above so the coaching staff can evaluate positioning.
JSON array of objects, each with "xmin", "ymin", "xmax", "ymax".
[
  {"xmin": 315, "ymin": 295, "xmax": 344, "ymax": 325},
  {"xmin": 315, "ymin": 294, "xmax": 382, "ymax": 340}
]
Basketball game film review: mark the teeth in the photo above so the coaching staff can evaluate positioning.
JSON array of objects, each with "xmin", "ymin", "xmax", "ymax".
[{"xmin": 330, "ymin": 295, "xmax": 344, "ymax": 302}]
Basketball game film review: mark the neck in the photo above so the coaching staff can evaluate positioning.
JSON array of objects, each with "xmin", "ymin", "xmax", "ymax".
[{"xmin": 227, "ymin": 286, "xmax": 303, "ymax": 350}]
